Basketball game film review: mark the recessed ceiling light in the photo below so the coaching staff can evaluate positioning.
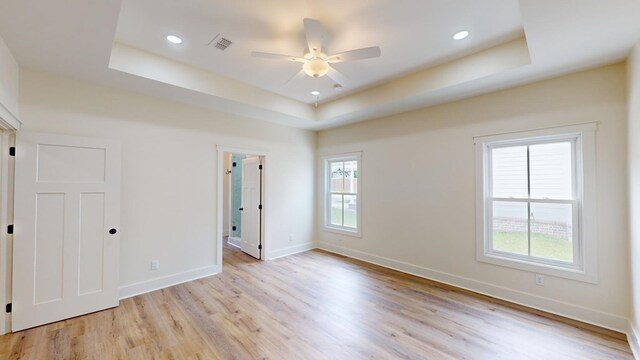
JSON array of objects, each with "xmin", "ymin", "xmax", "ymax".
[
  {"xmin": 311, "ymin": 90, "xmax": 320, "ymax": 96},
  {"xmin": 452, "ymin": 30, "xmax": 470, "ymax": 40},
  {"xmin": 166, "ymin": 35, "xmax": 183, "ymax": 44}
]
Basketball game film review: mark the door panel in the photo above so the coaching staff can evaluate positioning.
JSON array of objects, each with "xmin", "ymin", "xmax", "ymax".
[
  {"xmin": 36, "ymin": 145, "xmax": 106, "ymax": 182},
  {"xmin": 12, "ymin": 132, "xmax": 121, "ymax": 331},
  {"xmin": 34, "ymin": 193, "xmax": 65, "ymax": 304},
  {"xmin": 240, "ymin": 157, "xmax": 261, "ymax": 259},
  {"xmin": 78, "ymin": 192, "xmax": 106, "ymax": 295}
]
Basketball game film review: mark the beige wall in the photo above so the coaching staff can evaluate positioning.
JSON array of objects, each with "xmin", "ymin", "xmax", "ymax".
[
  {"xmin": 317, "ymin": 63, "xmax": 630, "ymax": 331},
  {"xmin": 17, "ymin": 70, "xmax": 316, "ymax": 292},
  {"xmin": 628, "ymin": 42, "xmax": 640, "ymax": 353}
]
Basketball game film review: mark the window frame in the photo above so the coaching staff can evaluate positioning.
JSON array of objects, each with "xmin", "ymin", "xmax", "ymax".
[
  {"xmin": 323, "ymin": 152, "xmax": 362, "ymax": 237},
  {"xmin": 475, "ymin": 124, "xmax": 598, "ymax": 283}
]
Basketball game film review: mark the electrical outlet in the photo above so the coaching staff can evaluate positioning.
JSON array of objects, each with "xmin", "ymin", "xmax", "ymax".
[
  {"xmin": 535, "ymin": 274, "xmax": 544, "ymax": 286},
  {"xmin": 289, "ymin": 234, "xmax": 294, "ymax": 242},
  {"xmin": 151, "ymin": 260, "xmax": 160, "ymax": 271}
]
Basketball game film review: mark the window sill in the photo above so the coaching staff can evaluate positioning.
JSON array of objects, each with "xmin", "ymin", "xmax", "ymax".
[
  {"xmin": 322, "ymin": 226, "xmax": 361, "ymax": 238},
  {"xmin": 477, "ymin": 252, "xmax": 597, "ymax": 284}
]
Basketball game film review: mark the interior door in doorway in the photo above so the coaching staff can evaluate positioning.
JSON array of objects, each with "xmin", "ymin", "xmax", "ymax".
[
  {"xmin": 240, "ymin": 156, "xmax": 261, "ymax": 259},
  {"xmin": 12, "ymin": 131, "xmax": 121, "ymax": 331}
]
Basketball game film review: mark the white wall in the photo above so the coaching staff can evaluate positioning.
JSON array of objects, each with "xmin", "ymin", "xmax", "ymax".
[
  {"xmin": 317, "ymin": 63, "xmax": 630, "ymax": 332},
  {"xmin": 17, "ymin": 70, "xmax": 316, "ymax": 295},
  {"xmin": 628, "ymin": 43, "xmax": 640, "ymax": 356},
  {"xmin": 0, "ymin": 34, "xmax": 19, "ymax": 125}
]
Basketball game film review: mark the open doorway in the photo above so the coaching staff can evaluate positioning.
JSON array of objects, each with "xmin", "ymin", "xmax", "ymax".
[
  {"xmin": 225, "ymin": 153, "xmax": 243, "ymax": 249},
  {"xmin": 217, "ymin": 147, "xmax": 266, "ymax": 269}
]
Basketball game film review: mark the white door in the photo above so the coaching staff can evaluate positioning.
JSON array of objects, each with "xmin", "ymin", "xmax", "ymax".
[
  {"xmin": 12, "ymin": 132, "xmax": 121, "ymax": 331},
  {"xmin": 240, "ymin": 156, "xmax": 261, "ymax": 259}
]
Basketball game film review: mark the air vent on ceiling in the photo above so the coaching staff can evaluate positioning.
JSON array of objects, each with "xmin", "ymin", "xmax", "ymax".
[{"xmin": 208, "ymin": 34, "xmax": 233, "ymax": 51}]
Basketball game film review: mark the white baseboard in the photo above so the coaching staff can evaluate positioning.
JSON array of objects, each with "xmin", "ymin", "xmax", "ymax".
[
  {"xmin": 317, "ymin": 242, "xmax": 628, "ymax": 333},
  {"xmin": 266, "ymin": 242, "xmax": 318, "ymax": 260},
  {"xmin": 628, "ymin": 321, "xmax": 640, "ymax": 359},
  {"xmin": 119, "ymin": 265, "xmax": 219, "ymax": 300},
  {"xmin": 227, "ymin": 237, "xmax": 241, "ymax": 248}
]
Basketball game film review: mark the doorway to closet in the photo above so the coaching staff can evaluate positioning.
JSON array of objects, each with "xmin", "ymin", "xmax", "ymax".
[{"xmin": 222, "ymin": 151, "xmax": 263, "ymax": 260}]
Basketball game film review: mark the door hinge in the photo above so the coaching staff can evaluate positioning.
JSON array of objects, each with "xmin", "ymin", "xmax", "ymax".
[
  {"xmin": 232, "ymin": 162, "xmax": 237, "ymax": 167},
  {"xmin": 7, "ymin": 225, "xmax": 13, "ymax": 234},
  {"xmin": 258, "ymin": 244, "xmax": 262, "ymax": 250},
  {"xmin": 259, "ymin": 164, "xmax": 263, "ymax": 170},
  {"xmin": 5, "ymin": 303, "xmax": 11, "ymax": 313},
  {"xmin": 232, "ymin": 225, "xmax": 236, "ymax": 231},
  {"xmin": 258, "ymin": 204, "xmax": 262, "ymax": 210},
  {"xmin": 9, "ymin": 147, "xmax": 15, "ymax": 156}
]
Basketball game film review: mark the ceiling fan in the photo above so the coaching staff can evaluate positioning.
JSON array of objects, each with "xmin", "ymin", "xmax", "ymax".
[{"xmin": 251, "ymin": 18, "xmax": 381, "ymax": 85}]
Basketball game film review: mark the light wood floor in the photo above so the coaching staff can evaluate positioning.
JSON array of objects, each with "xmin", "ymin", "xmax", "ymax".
[{"xmin": 0, "ymin": 242, "xmax": 633, "ymax": 359}]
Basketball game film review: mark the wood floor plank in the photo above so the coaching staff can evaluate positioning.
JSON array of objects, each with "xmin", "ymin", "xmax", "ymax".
[{"xmin": 0, "ymin": 242, "xmax": 633, "ymax": 359}]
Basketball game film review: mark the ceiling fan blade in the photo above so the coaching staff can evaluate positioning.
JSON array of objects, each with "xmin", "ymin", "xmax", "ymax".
[
  {"xmin": 251, "ymin": 51, "xmax": 306, "ymax": 63},
  {"xmin": 303, "ymin": 18, "xmax": 327, "ymax": 56},
  {"xmin": 326, "ymin": 66, "xmax": 350, "ymax": 86},
  {"xmin": 283, "ymin": 69, "xmax": 307, "ymax": 85},
  {"xmin": 327, "ymin": 47, "xmax": 381, "ymax": 63}
]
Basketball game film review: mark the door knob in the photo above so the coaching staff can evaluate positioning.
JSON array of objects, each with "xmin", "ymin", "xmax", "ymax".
[{"xmin": 109, "ymin": 228, "xmax": 117, "ymax": 235}]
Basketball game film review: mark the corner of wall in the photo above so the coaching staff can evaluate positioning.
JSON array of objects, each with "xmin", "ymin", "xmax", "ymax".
[
  {"xmin": 628, "ymin": 320, "xmax": 640, "ymax": 359},
  {"xmin": 627, "ymin": 40, "xmax": 640, "ymax": 359},
  {"xmin": 266, "ymin": 242, "xmax": 319, "ymax": 260},
  {"xmin": 118, "ymin": 265, "xmax": 219, "ymax": 300}
]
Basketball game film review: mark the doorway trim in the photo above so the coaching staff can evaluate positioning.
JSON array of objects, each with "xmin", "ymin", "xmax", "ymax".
[
  {"xmin": 216, "ymin": 146, "xmax": 268, "ymax": 271},
  {"xmin": 0, "ymin": 131, "xmax": 15, "ymax": 334}
]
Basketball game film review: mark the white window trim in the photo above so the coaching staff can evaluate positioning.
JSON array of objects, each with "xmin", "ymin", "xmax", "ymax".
[
  {"xmin": 474, "ymin": 123, "xmax": 598, "ymax": 283},
  {"xmin": 323, "ymin": 152, "xmax": 362, "ymax": 237}
]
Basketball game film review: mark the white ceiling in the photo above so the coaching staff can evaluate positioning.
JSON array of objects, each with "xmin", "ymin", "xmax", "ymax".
[
  {"xmin": 114, "ymin": 0, "xmax": 524, "ymax": 104},
  {"xmin": 1, "ymin": 0, "xmax": 640, "ymax": 130}
]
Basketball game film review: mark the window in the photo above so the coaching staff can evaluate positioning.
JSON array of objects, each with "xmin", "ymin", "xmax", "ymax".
[
  {"xmin": 324, "ymin": 153, "xmax": 361, "ymax": 236},
  {"xmin": 475, "ymin": 124, "xmax": 597, "ymax": 283}
]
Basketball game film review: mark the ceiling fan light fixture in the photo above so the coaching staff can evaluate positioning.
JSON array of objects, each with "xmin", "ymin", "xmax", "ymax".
[
  {"xmin": 303, "ymin": 59, "xmax": 330, "ymax": 78},
  {"xmin": 251, "ymin": 19, "xmax": 380, "ymax": 85}
]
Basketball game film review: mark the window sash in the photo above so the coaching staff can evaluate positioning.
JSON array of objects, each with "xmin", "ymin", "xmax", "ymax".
[
  {"xmin": 328, "ymin": 160, "xmax": 357, "ymax": 194},
  {"xmin": 328, "ymin": 193, "xmax": 358, "ymax": 229},
  {"xmin": 324, "ymin": 155, "xmax": 360, "ymax": 234},
  {"xmin": 490, "ymin": 197, "xmax": 575, "ymax": 204},
  {"xmin": 487, "ymin": 138, "xmax": 578, "ymax": 201},
  {"xmin": 486, "ymin": 198, "xmax": 581, "ymax": 268},
  {"xmin": 485, "ymin": 136, "xmax": 581, "ymax": 269}
]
